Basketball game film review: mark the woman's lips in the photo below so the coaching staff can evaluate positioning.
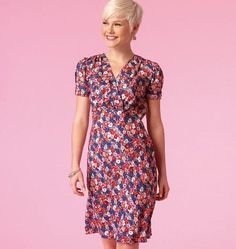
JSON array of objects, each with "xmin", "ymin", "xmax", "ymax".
[{"xmin": 106, "ymin": 36, "xmax": 118, "ymax": 40}]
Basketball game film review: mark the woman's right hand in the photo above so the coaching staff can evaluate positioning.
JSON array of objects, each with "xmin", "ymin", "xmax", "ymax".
[{"xmin": 69, "ymin": 169, "xmax": 87, "ymax": 196}]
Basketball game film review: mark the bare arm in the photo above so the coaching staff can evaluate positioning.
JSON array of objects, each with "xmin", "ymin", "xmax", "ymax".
[
  {"xmin": 146, "ymin": 98, "xmax": 170, "ymax": 200},
  {"xmin": 71, "ymin": 95, "xmax": 90, "ymax": 171},
  {"xmin": 146, "ymin": 99, "xmax": 167, "ymax": 176}
]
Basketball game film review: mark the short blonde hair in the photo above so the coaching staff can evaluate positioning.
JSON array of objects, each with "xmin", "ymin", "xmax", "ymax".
[{"xmin": 101, "ymin": 0, "xmax": 143, "ymax": 30}]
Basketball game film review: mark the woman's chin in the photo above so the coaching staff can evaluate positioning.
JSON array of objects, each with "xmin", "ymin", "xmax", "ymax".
[{"xmin": 104, "ymin": 38, "xmax": 121, "ymax": 45}]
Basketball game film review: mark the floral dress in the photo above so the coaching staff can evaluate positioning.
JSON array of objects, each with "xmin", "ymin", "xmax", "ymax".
[{"xmin": 74, "ymin": 53, "xmax": 164, "ymax": 244}]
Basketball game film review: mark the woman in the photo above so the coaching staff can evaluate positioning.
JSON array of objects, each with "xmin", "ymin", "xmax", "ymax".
[{"xmin": 69, "ymin": 0, "xmax": 170, "ymax": 248}]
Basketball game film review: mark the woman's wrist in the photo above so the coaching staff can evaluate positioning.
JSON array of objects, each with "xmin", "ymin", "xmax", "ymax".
[
  {"xmin": 68, "ymin": 168, "xmax": 82, "ymax": 178},
  {"xmin": 158, "ymin": 167, "xmax": 167, "ymax": 177}
]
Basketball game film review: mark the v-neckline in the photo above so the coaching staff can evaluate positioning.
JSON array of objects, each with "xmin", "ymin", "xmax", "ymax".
[{"xmin": 103, "ymin": 53, "xmax": 136, "ymax": 80}]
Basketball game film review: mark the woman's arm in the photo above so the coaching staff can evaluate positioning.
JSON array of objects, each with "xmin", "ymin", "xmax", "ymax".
[
  {"xmin": 146, "ymin": 98, "xmax": 170, "ymax": 200},
  {"xmin": 71, "ymin": 96, "xmax": 90, "ymax": 172},
  {"xmin": 146, "ymin": 99, "xmax": 166, "ymax": 176}
]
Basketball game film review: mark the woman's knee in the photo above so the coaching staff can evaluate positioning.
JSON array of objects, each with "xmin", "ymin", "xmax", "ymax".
[
  {"xmin": 101, "ymin": 237, "xmax": 116, "ymax": 249},
  {"xmin": 116, "ymin": 242, "xmax": 139, "ymax": 249}
]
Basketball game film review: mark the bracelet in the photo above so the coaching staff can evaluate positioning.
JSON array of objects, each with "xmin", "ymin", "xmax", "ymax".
[{"xmin": 68, "ymin": 168, "xmax": 82, "ymax": 178}]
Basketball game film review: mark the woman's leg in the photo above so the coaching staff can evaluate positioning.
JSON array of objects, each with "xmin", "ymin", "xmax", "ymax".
[
  {"xmin": 116, "ymin": 242, "xmax": 139, "ymax": 249},
  {"xmin": 101, "ymin": 237, "xmax": 117, "ymax": 249}
]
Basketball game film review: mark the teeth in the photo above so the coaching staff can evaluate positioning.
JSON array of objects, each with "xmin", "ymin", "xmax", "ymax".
[{"xmin": 107, "ymin": 36, "xmax": 117, "ymax": 40}]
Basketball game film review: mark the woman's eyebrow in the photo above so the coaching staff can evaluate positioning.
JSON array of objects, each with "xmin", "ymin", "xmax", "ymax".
[{"xmin": 103, "ymin": 19, "xmax": 124, "ymax": 22}]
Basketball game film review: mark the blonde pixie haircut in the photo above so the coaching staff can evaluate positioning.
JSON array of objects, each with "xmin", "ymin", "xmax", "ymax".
[{"xmin": 102, "ymin": 0, "xmax": 143, "ymax": 32}]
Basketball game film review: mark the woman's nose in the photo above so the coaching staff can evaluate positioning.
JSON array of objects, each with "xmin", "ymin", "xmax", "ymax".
[{"xmin": 108, "ymin": 25, "xmax": 114, "ymax": 33}]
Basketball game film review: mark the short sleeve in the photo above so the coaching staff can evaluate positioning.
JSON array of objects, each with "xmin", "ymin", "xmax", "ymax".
[
  {"xmin": 74, "ymin": 57, "xmax": 90, "ymax": 97},
  {"xmin": 146, "ymin": 64, "xmax": 164, "ymax": 100}
]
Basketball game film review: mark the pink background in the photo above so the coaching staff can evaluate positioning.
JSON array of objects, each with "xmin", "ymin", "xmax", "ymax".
[{"xmin": 1, "ymin": 0, "xmax": 236, "ymax": 248}]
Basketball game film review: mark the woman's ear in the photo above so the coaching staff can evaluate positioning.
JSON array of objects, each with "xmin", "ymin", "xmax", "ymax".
[{"xmin": 132, "ymin": 24, "xmax": 139, "ymax": 35}]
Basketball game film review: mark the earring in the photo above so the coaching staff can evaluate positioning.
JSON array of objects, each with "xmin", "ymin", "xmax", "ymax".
[{"xmin": 133, "ymin": 35, "xmax": 136, "ymax": 40}]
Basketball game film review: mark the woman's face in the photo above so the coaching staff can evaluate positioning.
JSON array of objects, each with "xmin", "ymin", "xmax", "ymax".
[{"xmin": 101, "ymin": 16, "xmax": 134, "ymax": 48}]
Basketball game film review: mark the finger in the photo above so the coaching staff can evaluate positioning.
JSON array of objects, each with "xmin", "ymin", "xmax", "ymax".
[
  {"xmin": 73, "ymin": 185, "xmax": 85, "ymax": 196},
  {"xmin": 72, "ymin": 186, "xmax": 84, "ymax": 196},
  {"xmin": 155, "ymin": 195, "xmax": 163, "ymax": 201},
  {"xmin": 71, "ymin": 180, "xmax": 85, "ymax": 196},
  {"xmin": 81, "ymin": 181, "xmax": 87, "ymax": 192},
  {"xmin": 164, "ymin": 188, "xmax": 170, "ymax": 199},
  {"xmin": 158, "ymin": 186, "xmax": 169, "ymax": 200},
  {"xmin": 74, "ymin": 190, "xmax": 85, "ymax": 196},
  {"xmin": 76, "ymin": 181, "xmax": 87, "ymax": 195},
  {"xmin": 155, "ymin": 186, "xmax": 164, "ymax": 200},
  {"xmin": 75, "ymin": 179, "xmax": 83, "ymax": 191},
  {"xmin": 163, "ymin": 185, "xmax": 170, "ymax": 196},
  {"xmin": 77, "ymin": 174, "xmax": 87, "ymax": 192},
  {"xmin": 158, "ymin": 188, "xmax": 164, "ymax": 198}
]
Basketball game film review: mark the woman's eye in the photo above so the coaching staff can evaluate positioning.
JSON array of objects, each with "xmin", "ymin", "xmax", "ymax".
[{"xmin": 102, "ymin": 21, "xmax": 121, "ymax": 26}]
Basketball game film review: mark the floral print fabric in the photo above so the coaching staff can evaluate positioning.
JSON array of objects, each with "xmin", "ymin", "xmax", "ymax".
[{"xmin": 74, "ymin": 53, "xmax": 164, "ymax": 244}]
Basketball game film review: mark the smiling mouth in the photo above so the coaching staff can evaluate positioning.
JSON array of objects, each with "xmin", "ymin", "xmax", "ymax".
[{"xmin": 106, "ymin": 35, "xmax": 118, "ymax": 40}]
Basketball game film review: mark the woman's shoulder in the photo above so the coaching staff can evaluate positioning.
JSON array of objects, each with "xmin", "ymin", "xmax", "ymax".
[
  {"xmin": 76, "ymin": 53, "xmax": 104, "ymax": 68},
  {"xmin": 137, "ymin": 54, "xmax": 162, "ymax": 71},
  {"xmin": 135, "ymin": 54, "xmax": 163, "ymax": 80}
]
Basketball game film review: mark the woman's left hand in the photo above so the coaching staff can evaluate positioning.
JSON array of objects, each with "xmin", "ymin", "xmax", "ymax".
[{"xmin": 156, "ymin": 174, "xmax": 170, "ymax": 201}]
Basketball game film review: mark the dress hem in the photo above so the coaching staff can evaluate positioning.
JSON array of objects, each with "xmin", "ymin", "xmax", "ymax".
[{"xmin": 85, "ymin": 228, "xmax": 152, "ymax": 244}]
